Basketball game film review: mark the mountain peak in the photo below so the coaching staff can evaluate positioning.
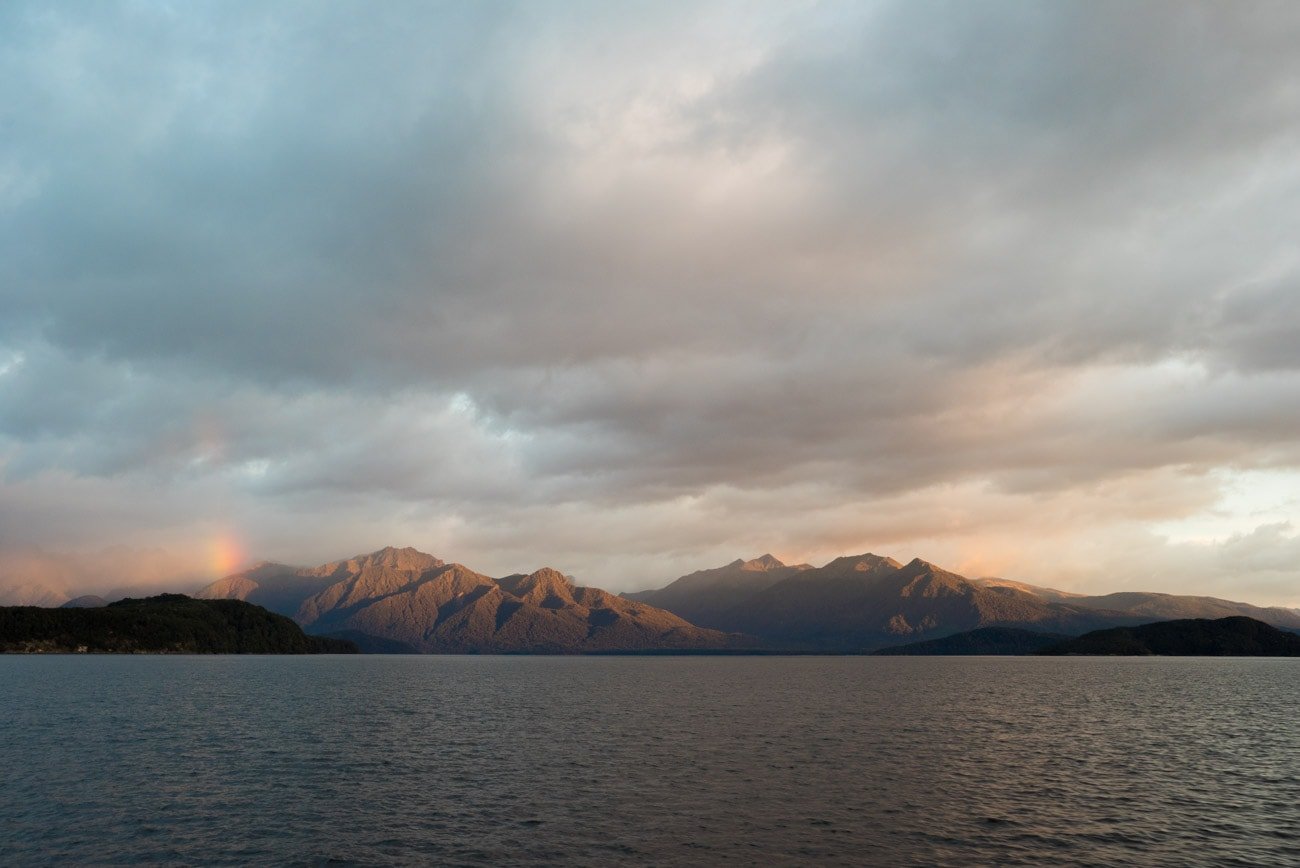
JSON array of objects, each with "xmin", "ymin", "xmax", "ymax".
[
  {"xmin": 827, "ymin": 553, "xmax": 903, "ymax": 573},
  {"xmin": 352, "ymin": 546, "xmax": 444, "ymax": 571},
  {"xmin": 496, "ymin": 567, "xmax": 576, "ymax": 603},
  {"xmin": 742, "ymin": 554, "xmax": 786, "ymax": 571},
  {"xmin": 525, "ymin": 567, "xmax": 573, "ymax": 586},
  {"xmin": 239, "ymin": 561, "xmax": 298, "ymax": 580}
]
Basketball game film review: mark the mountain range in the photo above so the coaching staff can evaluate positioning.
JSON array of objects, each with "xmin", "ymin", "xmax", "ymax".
[
  {"xmin": 17, "ymin": 545, "xmax": 1300, "ymax": 654},
  {"xmin": 628, "ymin": 553, "xmax": 1144, "ymax": 650},
  {"xmin": 195, "ymin": 547, "xmax": 735, "ymax": 653},
  {"xmin": 627, "ymin": 553, "xmax": 1300, "ymax": 651},
  {"xmin": 970, "ymin": 577, "xmax": 1300, "ymax": 627}
]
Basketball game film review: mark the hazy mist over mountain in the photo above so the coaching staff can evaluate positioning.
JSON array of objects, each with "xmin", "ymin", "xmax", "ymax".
[{"xmin": 3, "ymin": 2, "xmax": 1300, "ymax": 605}]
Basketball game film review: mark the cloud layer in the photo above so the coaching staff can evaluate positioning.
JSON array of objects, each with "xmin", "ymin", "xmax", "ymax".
[{"xmin": 3, "ymin": 1, "xmax": 1300, "ymax": 603}]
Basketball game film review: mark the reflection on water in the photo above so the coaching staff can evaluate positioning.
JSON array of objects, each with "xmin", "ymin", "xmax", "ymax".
[{"xmin": 2, "ymin": 656, "xmax": 1298, "ymax": 866}]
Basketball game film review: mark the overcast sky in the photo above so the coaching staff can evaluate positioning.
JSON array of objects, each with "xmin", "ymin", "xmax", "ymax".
[{"xmin": 3, "ymin": 0, "xmax": 1300, "ymax": 604}]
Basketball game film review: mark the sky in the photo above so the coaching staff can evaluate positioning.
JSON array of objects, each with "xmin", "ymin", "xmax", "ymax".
[{"xmin": 3, "ymin": 0, "xmax": 1300, "ymax": 605}]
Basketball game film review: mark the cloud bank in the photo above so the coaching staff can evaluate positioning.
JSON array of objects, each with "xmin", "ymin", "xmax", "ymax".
[{"xmin": 3, "ymin": 1, "xmax": 1300, "ymax": 603}]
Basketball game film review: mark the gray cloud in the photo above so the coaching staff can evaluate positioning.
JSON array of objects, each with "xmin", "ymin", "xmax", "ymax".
[{"xmin": 2, "ymin": 1, "xmax": 1300, "ymax": 604}]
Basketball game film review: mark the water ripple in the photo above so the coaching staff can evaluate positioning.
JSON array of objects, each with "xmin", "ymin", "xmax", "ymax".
[{"xmin": 1, "ymin": 656, "xmax": 1298, "ymax": 866}]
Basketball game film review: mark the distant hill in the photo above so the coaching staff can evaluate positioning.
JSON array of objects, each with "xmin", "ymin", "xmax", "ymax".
[
  {"xmin": 1039, "ymin": 617, "xmax": 1300, "ymax": 656},
  {"xmin": 61, "ymin": 595, "xmax": 108, "ymax": 609},
  {"xmin": 630, "ymin": 553, "xmax": 1141, "ymax": 651},
  {"xmin": 873, "ymin": 627, "xmax": 1068, "ymax": 655},
  {"xmin": 971, "ymin": 579, "xmax": 1300, "ymax": 630},
  {"xmin": 196, "ymin": 547, "xmax": 738, "ymax": 653},
  {"xmin": 0, "ymin": 595, "xmax": 356, "ymax": 654}
]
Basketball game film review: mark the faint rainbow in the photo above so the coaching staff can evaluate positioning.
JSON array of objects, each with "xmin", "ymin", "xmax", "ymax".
[{"xmin": 209, "ymin": 532, "xmax": 246, "ymax": 578}]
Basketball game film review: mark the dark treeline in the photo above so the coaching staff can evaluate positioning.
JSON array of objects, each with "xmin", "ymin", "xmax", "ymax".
[
  {"xmin": 0, "ymin": 594, "xmax": 356, "ymax": 654},
  {"xmin": 871, "ymin": 616, "xmax": 1300, "ymax": 656},
  {"xmin": 1038, "ymin": 616, "xmax": 1300, "ymax": 656}
]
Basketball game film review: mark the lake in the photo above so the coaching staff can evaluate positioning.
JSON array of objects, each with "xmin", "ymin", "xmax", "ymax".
[{"xmin": 2, "ymin": 656, "xmax": 1297, "ymax": 866}]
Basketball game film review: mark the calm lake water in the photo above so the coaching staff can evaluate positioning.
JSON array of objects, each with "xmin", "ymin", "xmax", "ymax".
[{"xmin": 2, "ymin": 656, "xmax": 1297, "ymax": 866}]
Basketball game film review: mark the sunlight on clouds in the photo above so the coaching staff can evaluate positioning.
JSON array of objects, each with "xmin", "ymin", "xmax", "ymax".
[
  {"xmin": 1, "ymin": 2, "xmax": 1300, "ymax": 605},
  {"xmin": 1151, "ymin": 468, "xmax": 1300, "ymax": 545}
]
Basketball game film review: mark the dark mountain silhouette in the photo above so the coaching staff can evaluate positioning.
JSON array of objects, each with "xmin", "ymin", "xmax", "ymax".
[
  {"xmin": 61, "ymin": 595, "xmax": 108, "ymax": 608},
  {"xmin": 873, "ymin": 626, "xmax": 1069, "ymax": 655},
  {"xmin": 196, "ymin": 547, "xmax": 737, "ymax": 653},
  {"xmin": 972, "ymin": 579, "xmax": 1300, "ymax": 630},
  {"xmin": 1039, "ymin": 616, "xmax": 1300, "ymax": 656},
  {"xmin": 0, "ymin": 594, "xmax": 356, "ymax": 654},
  {"xmin": 633, "ymin": 553, "xmax": 1141, "ymax": 651}
]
